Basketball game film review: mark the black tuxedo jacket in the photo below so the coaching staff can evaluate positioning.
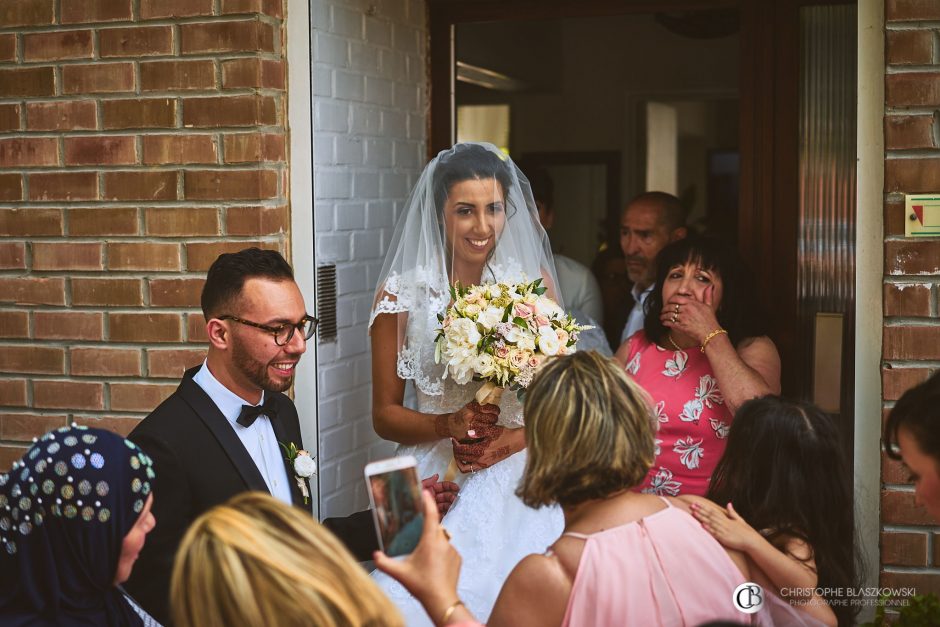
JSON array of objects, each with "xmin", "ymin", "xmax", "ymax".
[{"xmin": 124, "ymin": 366, "xmax": 376, "ymax": 625}]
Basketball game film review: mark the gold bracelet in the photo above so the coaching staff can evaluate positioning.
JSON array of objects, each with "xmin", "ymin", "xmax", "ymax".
[
  {"xmin": 701, "ymin": 328, "xmax": 728, "ymax": 353},
  {"xmin": 440, "ymin": 599, "xmax": 465, "ymax": 625}
]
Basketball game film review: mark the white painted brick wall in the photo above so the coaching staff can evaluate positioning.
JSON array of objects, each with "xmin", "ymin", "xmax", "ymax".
[{"xmin": 311, "ymin": 0, "xmax": 427, "ymax": 516}]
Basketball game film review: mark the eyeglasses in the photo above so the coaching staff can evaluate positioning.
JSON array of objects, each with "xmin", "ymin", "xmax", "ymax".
[{"xmin": 218, "ymin": 315, "xmax": 319, "ymax": 346}]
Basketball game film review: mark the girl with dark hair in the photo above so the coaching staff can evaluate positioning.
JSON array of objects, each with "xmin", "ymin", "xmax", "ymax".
[
  {"xmin": 690, "ymin": 396, "xmax": 859, "ymax": 626},
  {"xmin": 369, "ymin": 143, "xmax": 563, "ymax": 624},
  {"xmin": 614, "ymin": 237, "xmax": 781, "ymax": 496}
]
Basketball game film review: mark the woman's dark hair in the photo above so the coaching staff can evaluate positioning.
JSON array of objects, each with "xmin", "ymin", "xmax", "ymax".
[
  {"xmin": 708, "ymin": 396, "xmax": 859, "ymax": 625},
  {"xmin": 201, "ymin": 247, "xmax": 294, "ymax": 320},
  {"xmin": 884, "ymin": 370, "xmax": 940, "ymax": 463},
  {"xmin": 643, "ymin": 236, "xmax": 767, "ymax": 346},
  {"xmin": 432, "ymin": 143, "xmax": 515, "ymax": 218}
]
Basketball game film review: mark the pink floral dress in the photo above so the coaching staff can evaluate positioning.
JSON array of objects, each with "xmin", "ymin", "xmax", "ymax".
[{"xmin": 623, "ymin": 332, "xmax": 732, "ymax": 496}]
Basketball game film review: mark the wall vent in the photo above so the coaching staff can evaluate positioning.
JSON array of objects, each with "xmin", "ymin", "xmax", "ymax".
[{"xmin": 316, "ymin": 263, "xmax": 337, "ymax": 342}]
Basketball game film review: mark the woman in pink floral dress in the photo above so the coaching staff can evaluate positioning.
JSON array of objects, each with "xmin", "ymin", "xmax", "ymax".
[{"xmin": 615, "ymin": 237, "xmax": 781, "ymax": 496}]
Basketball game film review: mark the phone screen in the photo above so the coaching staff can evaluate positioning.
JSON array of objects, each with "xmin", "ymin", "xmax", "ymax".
[{"xmin": 367, "ymin": 464, "xmax": 424, "ymax": 557}]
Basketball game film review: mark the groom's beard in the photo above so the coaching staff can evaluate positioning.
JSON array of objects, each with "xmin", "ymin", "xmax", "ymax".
[{"xmin": 231, "ymin": 338, "xmax": 294, "ymax": 393}]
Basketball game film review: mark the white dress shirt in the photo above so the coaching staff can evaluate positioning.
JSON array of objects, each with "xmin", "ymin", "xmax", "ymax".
[
  {"xmin": 192, "ymin": 361, "xmax": 293, "ymax": 505},
  {"xmin": 620, "ymin": 283, "xmax": 653, "ymax": 346}
]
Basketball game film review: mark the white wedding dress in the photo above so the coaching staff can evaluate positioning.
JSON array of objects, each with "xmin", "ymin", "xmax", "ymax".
[{"xmin": 371, "ymin": 372, "xmax": 564, "ymax": 625}]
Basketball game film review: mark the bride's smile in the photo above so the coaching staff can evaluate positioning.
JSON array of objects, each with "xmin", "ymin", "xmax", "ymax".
[{"xmin": 443, "ymin": 177, "xmax": 506, "ymax": 270}]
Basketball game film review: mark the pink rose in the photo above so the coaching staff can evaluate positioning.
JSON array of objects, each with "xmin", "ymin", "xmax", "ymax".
[
  {"xmin": 535, "ymin": 315, "xmax": 550, "ymax": 328},
  {"xmin": 496, "ymin": 345, "xmax": 510, "ymax": 359},
  {"xmin": 513, "ymin": 303, "xmax": 534, "ymax": 319}
]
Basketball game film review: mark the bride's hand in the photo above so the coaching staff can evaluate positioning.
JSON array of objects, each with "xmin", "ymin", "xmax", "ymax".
[
  {"xmin": 453, "ymin": 427, "xmax": 525, "ymax": 473},
  {"xmin": 435, "ymin": 401, "xmax": 500, "ymax": 441}
]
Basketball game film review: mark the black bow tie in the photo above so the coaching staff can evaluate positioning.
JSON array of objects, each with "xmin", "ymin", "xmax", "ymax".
[{"xmin": 237, "ymin": 397, "xmax": 278, "ymax": 428}]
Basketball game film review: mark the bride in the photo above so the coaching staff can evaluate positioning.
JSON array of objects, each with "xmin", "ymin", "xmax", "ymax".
[{"xmin": 369, "ymin": 142, "xmax": 565, "ymax": 624}]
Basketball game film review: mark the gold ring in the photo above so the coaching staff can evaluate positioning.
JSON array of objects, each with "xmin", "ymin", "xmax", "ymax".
[{"xmin": 442, "ymin": 527, "xmax": 452, "ymax": 541}]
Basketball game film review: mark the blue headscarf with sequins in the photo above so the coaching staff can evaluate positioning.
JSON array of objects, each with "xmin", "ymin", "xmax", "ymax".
[{"xmin": 0, "ymin": 425, "xmax": 155, "ymax": 626}]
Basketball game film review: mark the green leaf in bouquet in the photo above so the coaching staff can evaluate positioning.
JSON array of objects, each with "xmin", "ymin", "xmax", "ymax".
[
  {"xmin": 513, "ymin": 316, "xmax": 528, "ymax": 329},
  {"xmin": 434, "ymin": 338, "xmax": 443, "ymax": 364},
  {"xmin": 449, "ymin": 284, "xmax": 457, "ymax": 302},
  {"xmin": 437, "ymin": 312, "xmax": 444, "ymax": 322},
  {"xmin": 534, "ymin": 286, "xmax": 547, "ymax": 296},
  {"xmin": 531, "ymin": 277, "xmax": 543, "ymax": 288}
]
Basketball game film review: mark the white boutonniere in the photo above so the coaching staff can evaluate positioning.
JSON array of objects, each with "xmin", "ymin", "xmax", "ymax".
[{"xmin": 279, "ymin": 441, "xmax": 317, "ymax": 505}]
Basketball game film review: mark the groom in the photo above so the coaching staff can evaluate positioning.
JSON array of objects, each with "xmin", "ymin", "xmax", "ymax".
[{"xmin": 125, "ymin": 248, "xmax": 456, "ymax": 624}]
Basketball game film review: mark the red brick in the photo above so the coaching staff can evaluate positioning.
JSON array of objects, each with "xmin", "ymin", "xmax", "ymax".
[
  {"xmin": 0, "ymin": 33, "xmax": 13, "ymax": 62},
  {"xmin": 0, "ymin": 311, "xmax": 28, "ymax": 338},
  {"xmin": 63, "ymin": 62, "xmax": 135, "ymax": 94},
  {"xmin": 0, "ymin": 208, "xmax": 63, "ymax": 236},
  {"xmin": 185, "ymin": 169, "xmax": 277, "ymax": 200},
  {"xmin": 884, "ymin": 283, "xmax": 932, "ymax": 317},
  {"xmin": 147, "ymin": 348, "xmax": 205, "ymax": 378},
  {"xmin": 886, "ymin": 157, "xmax": 940, "ymax": 193},
  {"xmin": 0, "ymin": 414, "xmax": 68, "ymax": 442},
  {"xmin": 0, "ymin": 137, "xmax": 58, "ymax": 167},
  {"xmin": 886, "ymin": 199, "xmax": 907, "ymax": 237},
  {"xmin": 0, "ymin": 379, "xmax": 27, "ymax": 406},
  {"xmin": 887, "ymin": 29, "xmax": 934, "ymax": 65},
  {"xmin": 111, "ymin": 382, "xmax": 176, "ymax": 411},
  {"xmin": 884, "ymin": 326, "xmax": 940, "ymax": 360},
  {"xmin": 935, "ymin": 534, "xmax": 940, "ymax": 566},
  {"xmin": 100, "ymin": 25, "xmax": 173, "ymax": 57},
  {"xmin": 0, "ymin": 346, "xmax": 65, "ymax": 374},
  {"xmin": 0, "ymin": 446, "xmax": 27, "ymax": 468},
  {"xmin": 61, "ymin": 0, "xmax": 132, "ymax": 23},
  {"xmin": 101, "ymin": 98, "xmax": 177, "ymax": 129},
  {"xmin": 145, "ymin": 207, "xmax": 218, "ymax": 236},
  {"xmin": 110, "ymin": 312, "xmax": 182, "ymax": 342},
  {"xmin": 140, "ymin": 0, "xmax": 212, "ymax": 19},
  {"xmin": 885, "ymin": 115, "xmax": 935, "ymax": 150},
  {"xmin": 71, "ymin": 348, "xmax": 141, "ymax": 376},
  {"xmin": 186, "ymin": 312, "xmax": 209, "ymax": 342},
  {"xmin": 0, "ymin": 243, "xmax": 26, "ymax": 270},
  {"xmin": 182, "ymin": 95, "xmax": 277, "ymax": 128},
  {"xmin": 881, "ymin": 531, "xmax": 928, "ymax": 566},
  {"xmin": 886, "ymin": 240, "xmax": 940, "ymax": 275},
  {"xmin": 886, "ymin": 72, "xmax": 940, "ymax": 108},
  {"xmin": 185, "ymin": 241, "xmax": 273, "ymax": 271},
  {"xmin": 27, "ymin": 101, "xmax": 97, "ymax": 131},
  {"xmin": 64, "ymin": 136, "xmax": 136, "ymax": 166},
  {"xmin": 0, "ymin": 278, "xmax": 65, "ymax": 305},
  {"xmin": 0, "ymin": 67, "xmax": 55, "ymax": 97},
  {"xmin": 69, "ymin": 207, "xmax": 138, "ymax": 236},
  {"xmin": 221, "ymin": 0, "xmax": 282, "ymax": 17},
  {"xmin": 142, "ymin": 135, "xmax": 217, "ymax": 165},
  {"xmin": 223, "ymin": 133, "xmax": 285, "ymax": 163},
  {"xmin": 141, "ymin": 59, "xmax": 216, "ymax": 91},
  {"xmin": 34, "ymin": 311, "xmax": 103, "ymax": 340},
  {"xmin": 180, "ymin": 20, "xmax": 275, "ymax": 54},
  {"xmin": 222, "ymin": 58, "xmax": 285, "ymax": 89},
  {"xmin": 108, "ymin": 242, "xmax": 181, "ymax": 271},
  {"xmin": 72, "ymin": 415, "xmax": 141, "ymax": 437},
  {"xmin": 0, "ymin": 103, "xmax": 20, "ymax": 131},
  {"xmin": 883, "ymin": 489, "xmax": 935, "ymax": 525},
  {"xmin": 29, "ymin": 172, "xmax": 98, "ymax": 201},
  {"xmin": 887, "ymin": 0, "xmax": 940, "ymax": 21},
  {"xmin": 149, "ymin": 277, "xmax": 205, "ymax": 307},
  {"xmin": 32, "ymin": 242, "xmax": 103, "ymax": 271},
  {"xmin": 0, "ymin": 0, "xmax": 54, "ymax": 27},
  {"xmin": 0, "ymin": 174, "xmax": 23, "ymax": 201},
  {"xmin": 72, "ymin": 277, "xmax": 142, "ymax": 306},
  {"xmin": 879, "ymin": 571, "xmax": 940, "ymax": 597},
  {"xmin": 23, "ymin": 29, "xmax": 93, "ymax": 61},
  {"xmin": 34, "ymin": 381, "xmax": 104, "ymax": 410},
  {"xmin": 226, "ymin": 205, "xmax": 288, "ymax": 235},
  {"xmin": 103, "ymin": 170, "xmax": 178, "ymax": 201},
  {"xmin": 883, "ymin": 366, "xmax": 934, "ymax": 401}
]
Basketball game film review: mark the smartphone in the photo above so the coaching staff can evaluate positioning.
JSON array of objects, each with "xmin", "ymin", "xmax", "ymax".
[{"xmin": 364, "ymin": 456, "xmax": 424, "ymax": 557}]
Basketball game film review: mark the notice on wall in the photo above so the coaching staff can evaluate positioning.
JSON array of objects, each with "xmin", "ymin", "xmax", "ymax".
[{"xmin": 905, "ymin": 194, "xmax": 940, "ymax": 236}]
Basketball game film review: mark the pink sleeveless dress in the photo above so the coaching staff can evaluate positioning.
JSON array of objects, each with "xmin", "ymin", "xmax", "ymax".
[
  {"xmin": 559, "ymin": 498, "xmax": 748, "ymax": 626},
  {"xmin": 623, "ymin": 332, "xmax": 733, "ymax": 496}
]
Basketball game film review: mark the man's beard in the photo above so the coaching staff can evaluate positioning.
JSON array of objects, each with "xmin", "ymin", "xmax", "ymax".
[{"xmin": 231, "ymin": 339, "xmax": 293, "ymax": 393}]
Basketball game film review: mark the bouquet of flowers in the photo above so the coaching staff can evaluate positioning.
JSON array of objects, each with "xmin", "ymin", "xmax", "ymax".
[{"xmin": 435, "ymin": 278, "xmax": 586, "ymax": 406}]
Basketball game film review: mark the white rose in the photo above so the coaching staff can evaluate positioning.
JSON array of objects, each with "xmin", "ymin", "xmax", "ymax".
[
  {"xmin": 533, "ymin": 296, "xmax": 563, "ymax": 319},
  {"xmin": 477, "ymin": 306, "xmax": 504, "ymax": 331},
  {"xmin": 474, "ymin": 353, "xmax": 498, "ymax": 378},
  {"xmin": 293, "ymin": 451, "xmax": 317, "ymax": 478},
  {"xmin": 517, "ymin": 335, "xmax": 536, "ymax": 352},
  {"xmin": 463, "ymin": 303, "xmax": 482, "ymax": 317},
  {"xmin": 448, "ymin": 318, "xmax": 481, "ymax": 346},
  {"xmin": 538, "ymin": 329, "xmax": 561, "ymax": 356}
]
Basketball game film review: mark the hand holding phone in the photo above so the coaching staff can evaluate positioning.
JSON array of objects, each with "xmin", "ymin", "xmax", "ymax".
[{"xmin": 365, "ymin": 456, "xmax": 424, "ymax": 557}]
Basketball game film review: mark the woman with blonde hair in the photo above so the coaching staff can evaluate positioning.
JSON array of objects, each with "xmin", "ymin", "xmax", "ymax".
[{"xmin": 171, "ymin": 492, "xmax": 404, "ymax": 627}]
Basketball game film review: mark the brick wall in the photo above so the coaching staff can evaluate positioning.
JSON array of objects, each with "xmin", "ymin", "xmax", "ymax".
[
  {"xmin": 881, "ymin": 0, "xmax": 940, "ymax": 595},
  {"xmin": 0, "ymin": 0, "xmax": 289, "ymax": 465},
  {"xmin": 311, "ymin": 0, "xmax": 426, "ymax": 516}
]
